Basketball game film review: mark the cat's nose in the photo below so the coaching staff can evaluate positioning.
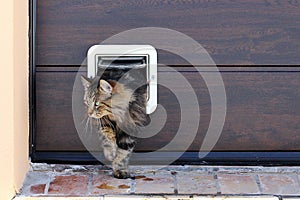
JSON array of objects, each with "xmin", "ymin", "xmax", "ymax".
[{"xmin": 88, "ymin": 109, "xmax": 93, "ymax": 115}]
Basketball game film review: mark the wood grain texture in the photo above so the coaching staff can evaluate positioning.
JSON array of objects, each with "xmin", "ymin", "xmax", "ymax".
[
  {"xmin": 35, "ymin": 67, "xmax": 300, "ymax": 151},
  {"xmin": 36, "ymin": 0, "xmax": 300, "ymax": 65}
]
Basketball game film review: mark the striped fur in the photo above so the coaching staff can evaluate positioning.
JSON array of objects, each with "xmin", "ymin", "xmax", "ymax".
[{"xmin": 81, "ymin": 69, "xmax": 149, "ymax": 179}]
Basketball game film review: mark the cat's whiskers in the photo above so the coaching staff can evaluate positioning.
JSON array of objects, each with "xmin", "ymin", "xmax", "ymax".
[
  {"xmin": 81, "ymin": 116, "xmax": 88, "ymax": 125},
  {"xmin": 82, "ymin": 117, "xmax": 90, "ymax": 136},
  {"xmin": 97, "ymin": 118, "xmax": 101, "ymax": 126},
  {"xmin": 90, "ymin": 117, "xmax": 93, "ymax": 135}
]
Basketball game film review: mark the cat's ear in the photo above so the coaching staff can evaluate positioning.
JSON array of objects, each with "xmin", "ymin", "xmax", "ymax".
[
  {"xmin": 99, "ymin": 79, "xmax": 113, "ymax": 95},
  {"xmin": 81, "ymin": 76, "xmax": 91, "ymax": 90}
]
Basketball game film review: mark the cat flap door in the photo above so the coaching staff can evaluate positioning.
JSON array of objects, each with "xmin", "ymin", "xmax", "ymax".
[{"xmin": 87, "ymin": 45, "xmax": 157, "ymax": 114}]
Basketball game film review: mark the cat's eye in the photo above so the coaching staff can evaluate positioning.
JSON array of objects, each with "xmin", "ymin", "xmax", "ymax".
[{"xmin": 95, "ymin": 102, "xmax": 100, "ymax": 106}]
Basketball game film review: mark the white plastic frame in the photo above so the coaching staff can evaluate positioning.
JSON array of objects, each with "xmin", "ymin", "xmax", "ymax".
[{"xmin": 87, "ymin": 45, "xmax": 157, "ymax": 114}]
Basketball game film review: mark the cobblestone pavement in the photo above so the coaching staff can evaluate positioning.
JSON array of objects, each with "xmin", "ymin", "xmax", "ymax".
[{"xmin": 16, "ymin": 163, "xmax": 300, "ymax": 199}]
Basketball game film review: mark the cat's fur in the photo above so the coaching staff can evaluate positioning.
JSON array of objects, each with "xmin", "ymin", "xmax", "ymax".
[{"xmin": 81, "ymin": 68, "xmax": 149, "ymax": 179}]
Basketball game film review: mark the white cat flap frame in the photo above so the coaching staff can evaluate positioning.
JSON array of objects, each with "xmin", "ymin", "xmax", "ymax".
[{"xmin": 87, "ymin": 44, "xmax": 157, "ymax": 114}]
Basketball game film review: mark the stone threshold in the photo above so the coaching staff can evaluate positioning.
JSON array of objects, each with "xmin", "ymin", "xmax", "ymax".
[
  {"xmin": 16, "ymin": 164, "xmax": 300, "ymax": 198},
  {"xmin": 14, "ymin": 195, "xmax": 281, "ymax": 200}
]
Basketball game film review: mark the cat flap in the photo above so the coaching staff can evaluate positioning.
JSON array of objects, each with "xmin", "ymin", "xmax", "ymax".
[{"xmin": 87, "ymin": 45, "xmax": 157, "ymax": 114}]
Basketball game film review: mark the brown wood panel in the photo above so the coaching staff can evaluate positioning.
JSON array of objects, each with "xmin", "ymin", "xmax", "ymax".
[
  {"xmin": 36, "ymin": 0, "xmax": 300, "ymax": 66},
  {"xmin": 35, "ymin": 67, "xmax": 300, "ymax": 151},
  {"xmin": 35, "ymin": 71, "xmax": 85, "ymax": 151}
]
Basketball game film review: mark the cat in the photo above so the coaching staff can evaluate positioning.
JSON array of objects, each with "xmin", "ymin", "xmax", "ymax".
[{"xmin": 81, "ymin": 68, "xmax": 149, "ymax": 179}]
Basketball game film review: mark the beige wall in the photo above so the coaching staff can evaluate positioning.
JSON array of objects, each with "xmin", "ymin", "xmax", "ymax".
[
  {"xmin": 13, "ymin": 0, "xmax": 30, "ymax": 194},
  {"xmin": 0, "ymin": 0, "xmax": 16, "ymax": 198},
  {"xmin": 0, "ymin": 0, "xmax": 29, "ymax": 199}
]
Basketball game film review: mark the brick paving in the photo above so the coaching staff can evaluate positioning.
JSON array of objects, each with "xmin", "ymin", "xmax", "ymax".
[
  {"xmin": 176, "ymin": 172, "xmax": 217, "ymax": 194},
  {"xmin": 92, "ymin": 174, "xmax": 132, "ymax": 195},
  {"xmin": 17, "ymin": 164, "xmax": 300, "ymax": 198},
  {"xmin": 217, "ymin": 174, "xmax": 260, "ymax": 194},
  {"xmin": 48, "ymin": 175, "xmax": 89, "ymax": 195},
  {"xmin": 259, "ymin": 174, "xmax": 300, "ymax": 195},
  {"xmin": 134, "ymin": 170, "xmax": 175, "ymax": 194}
]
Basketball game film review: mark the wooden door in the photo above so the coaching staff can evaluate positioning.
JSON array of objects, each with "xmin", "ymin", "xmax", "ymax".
[{"xmin": 31, "ymin": 0, "xmax": 300, "ymax": 164}]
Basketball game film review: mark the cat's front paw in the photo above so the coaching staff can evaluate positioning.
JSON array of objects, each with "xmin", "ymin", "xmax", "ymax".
[{"xmin": 113, "ymin": 170, "xmax": 131, "ymax": 179}]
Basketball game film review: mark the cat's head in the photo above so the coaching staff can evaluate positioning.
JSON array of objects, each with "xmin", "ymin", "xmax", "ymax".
[{"xmin": 81, "ymin": 76, "xmax": 132, "ymax": 120}]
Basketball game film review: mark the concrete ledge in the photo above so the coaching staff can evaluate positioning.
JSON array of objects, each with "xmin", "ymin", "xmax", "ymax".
[
  {"xmin": 17, "ymin": 164, "xmax": 300, "ymax": 198},
  {"xmin": 14, "ymin": 195, "xmax": 280, "ymax": 200}
]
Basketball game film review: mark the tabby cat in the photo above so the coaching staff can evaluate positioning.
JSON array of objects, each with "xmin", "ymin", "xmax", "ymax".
[{"xmin": 81, "ymin": 68, "xmax": 149, "ymax": 179}]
